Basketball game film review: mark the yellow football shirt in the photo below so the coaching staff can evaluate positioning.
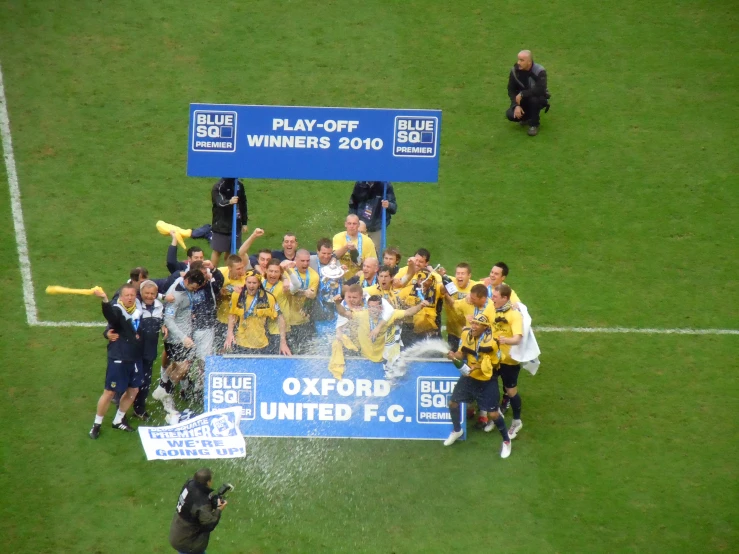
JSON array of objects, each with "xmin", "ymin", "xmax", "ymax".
[
  {"xmin": 262, "ymin": 279, "xmax": 288, "ymax": 336},
  {"xmin": 444, "ymin": 280, "xmax": 478, "ymax": 338},
  {"xmin": 216, "ymin": 266, "xmax": 246, "ymax": 324},
  {"xmin": 491, "ymin": 307, "xmax": 524, "ymax": 365},
  {"xmin": 333, "ymin": 232, "xmax": 377, "ymax": 279},
  {"xmin": 284, "ymin": 267, "xmax": 320, "ymax": 326},
  {"xmin": 398, "ymin": 279, "xmax": 443, "ymax": 333},
  {"xmin": 364, "ymin": 284, "xmax": 403, "ymax": 346},
  {"xmin": 394, "ymin": 266, "xmax": 442, "ymax": 288},
  {"xmin": 451, "ymin": 297, "xmax": 496, "ymax": 330},
  {"xmin": 354, "ymin": 309, "xmax": 405, "ymax": 362},
  {"xmin": 457, "ymin": 327, "xmax": 499, "ymax": 381},
  {"xmin": 229, "ymin": 290, "xmax": 278, "ymax": 349}
]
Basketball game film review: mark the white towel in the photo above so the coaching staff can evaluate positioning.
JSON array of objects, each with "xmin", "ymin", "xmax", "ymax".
[{"xmin": 510, "ymin": 302, "xmax": 541, "ymax": 375}]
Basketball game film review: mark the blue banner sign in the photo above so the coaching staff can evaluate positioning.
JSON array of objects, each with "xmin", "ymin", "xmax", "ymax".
[
  {"xmin": 187, "ymin": 104, "xmax": 442, "ymax": 182},
  {"xmin": 204, "ymin": 356, "xmax": 465, "ymax": 440}
]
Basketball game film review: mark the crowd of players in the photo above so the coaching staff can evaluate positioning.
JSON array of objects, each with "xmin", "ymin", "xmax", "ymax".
[{"xmin": 89, "ymin": 210, "xmax": 527, "ymax": 458}]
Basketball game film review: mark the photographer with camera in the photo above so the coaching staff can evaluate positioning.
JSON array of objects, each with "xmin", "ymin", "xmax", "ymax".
[{"xmin": 169, "ymin": 468, "xmax": 231, "ymax": 554}]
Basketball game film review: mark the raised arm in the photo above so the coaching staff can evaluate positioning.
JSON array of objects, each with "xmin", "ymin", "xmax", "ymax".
[{"xmin": 237, "ymin": 228, "xmax": 264, "ymax": 258}]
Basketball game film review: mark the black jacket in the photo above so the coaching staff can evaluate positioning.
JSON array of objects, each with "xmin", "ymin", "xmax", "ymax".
[
  {"xmin": 101, "ymin": 301, "xmax": 143, "ymax": 362},
  {"xmin": 169, "ymin": 479, "xmax": 222, "ymax": 554},
  {"xmin": 348, "ymin": 181, "xmax": 397, "ymax": 232},
  {"xmin": 507, "ymin": 62, "xmax": 549, "ymax": 107},
  {"xmin": 211, "ymin": 178, "xmax": 247, "ymax": 235},
  {"xmin": 153, "ymin": 272, "xmax": 181, "ymax": 295},
  {"xmin": 174, "ymin": 278, "xmax": 221, "ymax": 331},
  {"xmin": 138, "ymin": 301, "xmax": 164, "ymax": 362},
  {"xmin": 167, "ymin": 245, "xmax": 189, "ymax": 274}
]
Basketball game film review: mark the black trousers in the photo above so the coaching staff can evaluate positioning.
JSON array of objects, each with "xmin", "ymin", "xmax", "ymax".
[
  {"xmin": 134, "ymin": 358, "xmax": 154, "ymax": 415},
  {"xmin": 287, "ymin": 323, "xmax": 315, "ymax": 355},
  {"xmin": 506, "ymin": 96, "xmax": 547, "ymax": 126}
]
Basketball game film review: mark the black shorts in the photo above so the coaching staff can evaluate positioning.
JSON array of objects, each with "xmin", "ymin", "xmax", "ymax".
[
  {"xmin": 287, "ymin": 323, "xmax": 315, "ymax": 354},
  {"xmin": 265, "ymin": 334, "xmax": 281, "ymax": 354},
  {"xmin": 210, "ymin": 231, "xmax": 242, "ymax": 253},
  {"xmin": 497, "ymin": 363, "xmax": 521, "ymax": 389},
  {"xmin": 164, "ymin": 342, "xmax": 195, "ymax": 363},
  {"xmin": 105, "ymin": 359, "xmax": 143, "ymax": 393},
  {"xmin": 213, "ymin": 322, "xmax": 229, "ymax": 351},
  {"xmin": 231, "ymin": 344, "xmax": 268, "ymax": 355},
  {"xmin": 450, "ymin": 376, "xmax": 499, "ymax": 413}
]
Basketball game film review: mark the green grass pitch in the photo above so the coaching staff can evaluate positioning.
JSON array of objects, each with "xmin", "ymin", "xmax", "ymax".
[{"xmin": 0, "ymin": 1, "xmax": 737, "ymax": 552}]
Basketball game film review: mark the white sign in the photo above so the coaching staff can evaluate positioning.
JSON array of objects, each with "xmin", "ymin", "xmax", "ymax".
[{"xmin": 138, "ymin": 407, "xmax": 246, "ymax": 461}]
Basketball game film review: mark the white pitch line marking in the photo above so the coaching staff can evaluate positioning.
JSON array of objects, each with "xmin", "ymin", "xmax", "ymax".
[
  {"xmin": 536, "ymin": 326, "xmax": 739, "ymax": 336},
  {"xmin": 0, "ymin": 60, "xmax": 39, "ymax": 326},
  {"xmin": 1, "ymin": 59, "xmax": 738, "ymax": 336}
]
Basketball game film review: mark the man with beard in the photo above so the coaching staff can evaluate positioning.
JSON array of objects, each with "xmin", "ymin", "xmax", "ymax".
[{"xmin": 225, "ymin": 272, "xmax": 279, "ymax": 353}]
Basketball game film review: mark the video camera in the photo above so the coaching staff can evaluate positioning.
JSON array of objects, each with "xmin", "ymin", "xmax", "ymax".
[{"xmin": 208, "ymin": 483, "xmax": 234, "ymax": 508}]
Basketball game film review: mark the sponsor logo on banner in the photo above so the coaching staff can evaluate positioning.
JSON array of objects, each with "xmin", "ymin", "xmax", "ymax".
[
  {"xmin": 192, "ymin": 110, "xmax": 238, "ymax": 152},
  {"xmin": 204, "ymin": 357, "xmax": 462, "ymax": 440},
  {"xmin": 137, "ymin": 407, "xmax": 246, "ymax": 461},
  {"xmin": 416, "ymin": 376, "xmax": 456, "ymax": 424},
  {"xmin": 209, "ymin": 373, "xmax": 256, "ymax": 420},
  {"xmin": 393, "ymin": 116, "xmax": 438, "ymax": 158}
]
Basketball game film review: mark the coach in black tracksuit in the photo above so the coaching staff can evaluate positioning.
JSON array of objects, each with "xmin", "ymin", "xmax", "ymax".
[
  {"xmin": 89, "ymin": 284, "xmax": 144, "ymax": 439},
  {"xmin": 506, "ymin": 50, "xmax": 550, "ymax": 136}
]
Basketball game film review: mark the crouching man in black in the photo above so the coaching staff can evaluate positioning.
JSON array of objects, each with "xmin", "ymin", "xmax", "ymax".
[
  {"xmin": 170, "ymin": 468, "xmax": 227, "ymax": 554},
  {"xmin": 506, "ymin": 49, "xmax": 550, "ymax": 136}
]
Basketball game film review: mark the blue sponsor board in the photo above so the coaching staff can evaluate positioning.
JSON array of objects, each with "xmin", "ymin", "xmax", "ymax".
[
  {"xmin": 204, "ymin": 356, "xmax": 465, "ymax": 440},
  {"xmin": 187, "ymin": 104, "xmax": 442, "ymax": 182}
]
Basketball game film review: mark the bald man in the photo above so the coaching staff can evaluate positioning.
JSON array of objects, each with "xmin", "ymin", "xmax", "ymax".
[
  {"xmin": 506, "ymin": 50, "xmax": 550, "ymax": 136},
  {"xmin": 333, "ymin": 214, "xmax": 378, "ymax": 279}
]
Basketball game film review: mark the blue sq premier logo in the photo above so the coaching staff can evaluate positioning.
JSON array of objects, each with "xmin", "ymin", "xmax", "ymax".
[
  {"xmin": 416, "ymin": 376, "xmax": 457, "ymax": 424},
  {"xmin": 209, "ymin": 372, "xmax": 256, "ymax": 420},
  {"xmin": 393, "ymin": 116, "xmax": 438, "ymax": 158},
  {"xmin": 192, "ymin": 110, "xmax": 237, "ymax": 153}
]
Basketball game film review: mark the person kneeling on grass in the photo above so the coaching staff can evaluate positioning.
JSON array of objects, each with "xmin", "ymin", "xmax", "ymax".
[
  {"xmin": 89, "ymin": 284, "xmax": 144, "ymax": 439},
  {"xmin": 444, "ymin": 313, "xmax": 512, "ymax": 459}
]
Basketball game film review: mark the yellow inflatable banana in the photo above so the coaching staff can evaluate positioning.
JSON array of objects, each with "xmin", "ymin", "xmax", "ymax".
[
  {"xmin": 46, "ymin": 285, "xmax": 104, "ymax": 296},
  {"xmin": 156, "ymin": 221, "xmax": 192, "ymax": 250}
]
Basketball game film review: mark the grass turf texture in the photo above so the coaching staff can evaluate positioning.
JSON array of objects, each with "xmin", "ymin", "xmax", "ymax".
[{"xmin": 0, "ymin": 0, "xmax": 737, "ymax": 552}]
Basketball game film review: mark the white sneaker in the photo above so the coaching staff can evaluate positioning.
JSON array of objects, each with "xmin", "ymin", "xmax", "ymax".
[
  {"xmin": 165, "ymin": 412, "xmax": 181, "ymax": 425},
  {"xmin": 508, "ymin": 419, "xmax": 523, "ymax": 440},
  {"xmin": 484, "ymin": 419, "xmax": 497, "ymax": 433},
  {"xmin": 500, "ymin": 440, "xmax": 512, "ymax": 459},
  {"xmin": 161, "ymin": 395, "xmax": 177, "ymax": 414},
  {"xmin": 152, "ymin": 385, "xmax": 168, "ymax": 402},
  {"xmin": 443, "ymin": 429, "xmax": 464, "ymax": 446}
]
